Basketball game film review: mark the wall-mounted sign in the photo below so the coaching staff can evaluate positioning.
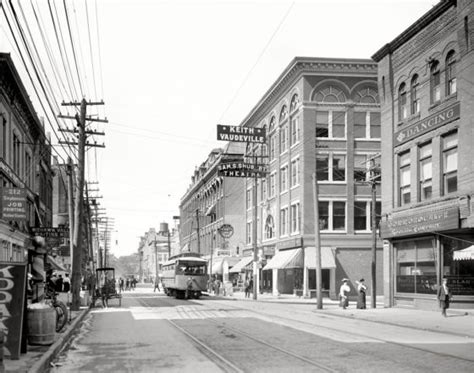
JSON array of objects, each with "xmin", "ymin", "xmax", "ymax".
[
  {"xmin": 0, "ymin": 159, "xmax": 23, "ymax": 186},
  {"xmin": 0, "ymin": 262, "xmax": 27, "ymax": 359},
  {"xmin": 394, "ymin": 102, "xmax": 460, "ymax": 146},
  {"xmin": 218, "ymin": 160, "xmax": 268, "ymax": 178},
  {"xmin": 218, "ymin": 224, "xmax": 234, "ymax": 239},
  {"xmin": 1, "ymin": 187, "xmax": 27, "ymax": 221},
  {"xmin": 380, "ymin": 206, "xmax": 459, "ymax": 239},
  {"xmin": 217, "ymin": 125, "xmax": 266, "ymax": 143},
  {"xmin": 31, "ymin": 227, "xmax": 70, "ymax": 238}
]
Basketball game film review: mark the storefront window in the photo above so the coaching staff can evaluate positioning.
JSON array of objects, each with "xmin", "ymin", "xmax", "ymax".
[
  {"xmin": 442, "ymin": 238, "xmax": 474, "ymax": 296},
  {"xmin": 395, "ymin": 238, "xmax": 437, "ymax": 294}
]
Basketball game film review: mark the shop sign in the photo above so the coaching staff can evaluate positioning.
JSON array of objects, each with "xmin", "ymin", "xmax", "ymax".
[
  {"xmin": 217, "ymin": 125, "xmax": 266, "ymax": 143},
  {"xmin": 31, "ymin": 227, "xmax": 70, "ymax": 238},
  {"xmin": 446, "ymin": 276, "xmax": 474, "ymax": 296},
  {"xmin": 218, "ymin": 224, "xmax": 234, "ymax": 239},
  {"xmin": 1, "ymin": 187, "xmax": 27, "ymax": 221},
  {"xmin": 394, "ymin": 102, "xmax": 460, "ymax": 146},
  {"xmin": 0, "ymin": 261, "xmax": 27, "ymax": 359},
  {"xmin": 276, "ymin": 237, "xmax": 302, "ymax": 251},
  {"xmin": 380, "ymin": 206, "xmax": 459, "ymax": 239},
  {"xmin": 263, "ymin": 246, "xmax": 275, "ymax": 256}
]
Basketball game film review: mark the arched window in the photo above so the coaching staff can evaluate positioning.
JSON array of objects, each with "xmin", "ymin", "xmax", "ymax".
[
  {"xmin": 410, "ymin": 75, "xmax": 420, "ymax": 115},
  {"xmin": 430, "ymin": 60, "xmax": 441, "ymax": 103},
  {"xmin": 265, "ymin": 215, "xmax": 275, "ymax": 239},
  {"xmin": 279, "ymin": 105, "xmax": 288, "ymax": 122},
  {"xmin": 314, "ymin": 85, "xmax": 346, "ymax": 103},
  {"xmin": 398, "ymin": 82, "xmax": 407, "ymax": 121},
  {"xmin": 354, "ymin": 87, "xmax": 379, "ymax": 104},
  {"xmin": 268, "ymin": 117, "xmax": 276, "ymax": 160},
  {"xmin": 290, "ymin": 94, "xmax": 299, "ymax": 112},
  {"xmin": 446, "ymin": 51, "xmax": 457, "ymax": 96},
  {"xmin": 269, "ymin": 116, "xmax": 276, "ymax": 132}
]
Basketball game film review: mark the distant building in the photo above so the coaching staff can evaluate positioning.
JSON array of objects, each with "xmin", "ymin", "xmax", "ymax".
[
  {"xmin": 373, "ymin": 0, "xmax": 474, "ymax": 309},
  {"xmin": 0, "ymin": 53, "xmax": 53, "ymax": 262},
  {"xmin": 179, "ymin": 146, "xmax": 246, "ymax": 280},
  {"xmin": 241, "ymin": 57, "xmax": 382, "ymax": 299}
]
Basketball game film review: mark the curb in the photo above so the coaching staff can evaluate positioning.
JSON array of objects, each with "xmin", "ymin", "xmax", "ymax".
[{"xmin": 28, "ymin": 308, "xmax": 90, "ymax": 373}]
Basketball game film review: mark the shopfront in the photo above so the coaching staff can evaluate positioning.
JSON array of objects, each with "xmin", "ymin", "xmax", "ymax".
[{"xmin": 381, "ymin": 205, "xmax": 474, "ymax": 309}]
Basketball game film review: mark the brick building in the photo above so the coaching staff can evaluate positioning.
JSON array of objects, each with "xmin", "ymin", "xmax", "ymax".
[
  {"xmin": 241, "ymin": 57, "xmax": 382, "ymax": 299},
  {"xmin": 373, "ymin": 0, "xmax": 474, "ymax": 308},
  {"xmin": 0, "ymin": 53, "xmax": 53, "ymax": 262}
]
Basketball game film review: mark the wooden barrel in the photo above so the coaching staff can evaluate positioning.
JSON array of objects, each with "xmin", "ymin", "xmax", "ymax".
[{"xmin": 27, "ymin": 307, "xmax": 56, "ymax": 345}]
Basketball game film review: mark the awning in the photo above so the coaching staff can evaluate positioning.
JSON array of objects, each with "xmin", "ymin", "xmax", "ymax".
[
  {"xmin": 453, "ymin": 245, "xmax": 474, "ymax": 261},
  {"xmin": 263, "ymin": 249, "xmax": 302, "ymax": 270},
  {"xmin": 305, "ymin": 247, "xmax": 337, "ymax": 269},
  {"xmin": 181, "ymin": 243, "xmax": 189, "ymax": 252},
  {"xmin": 205, "ymin": 202, "xmax": 217, "ymax": 216},
  {"xmin": 229, "ymin": 256, "xmax": 254, "ymax": 273},
  {"xmin": 46, "ymin": 255, "xmax": 67, "ymax": 272},
  {"xmin": 210, "ymin": 257, "xmax": 241, "ymax": 274}
]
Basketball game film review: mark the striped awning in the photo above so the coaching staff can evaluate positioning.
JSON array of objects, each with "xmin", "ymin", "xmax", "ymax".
[
  {"xmin": 229, "ymin": 256, "xmax": 254, "ymax": 273},
  {"xmin": 263, "ymin": 249, "xmax": 302, "ymax": 270},
  {"xmin": 304, "ymin": 247, "xmax": 336, "ymax": 269},
  {"xmin": 453, "ymin": 246, "xmax": 474, "ymax": 261}
]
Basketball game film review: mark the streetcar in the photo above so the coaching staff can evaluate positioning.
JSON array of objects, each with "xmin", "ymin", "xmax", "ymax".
[{"xmin": 161, "ymin": 253, "xmax": 208, "ymax": 299}]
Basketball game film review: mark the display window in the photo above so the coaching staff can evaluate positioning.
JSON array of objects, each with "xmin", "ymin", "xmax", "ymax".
[
  {"xmin": 395, "ymin": 238, "xmax": 437, "ymax": 294},
  {"xmin": 442, "ymin": 238, "xmax": 474, "ymax": 296}
]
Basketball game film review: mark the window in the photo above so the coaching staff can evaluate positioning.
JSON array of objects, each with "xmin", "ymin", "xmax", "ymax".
[
  {"xmin": 1, "ymin": 116, "xmax": 6, "ymax": 158},
  {"xmin": 25, "ymin": 152, "xmax": 32, "ymax": 188},
  {"xmin": 446, "ymin": 51, "xmax": 457, "ymax": 96},
  {"xmin": 370, "ymin": 112, "xmax": 381, "ymax": 138},
  {"xmin": 12, "ymin": 133, "xmax": 21, "ymax": 175},
  {"xmin": 442, "ymin": 131, "xmax": 458, "ymax": 194},
  {"xmin": 290, "ymin": 203, "xmax": 300, "ymax": 233},
  {"xmin": 265, "ymin": 215, "xmax": 275, "ymax": 239},
  {"xmin": 430, "ymin": 61, "xmax": 441, "ymax": 103},
  {"xmin": 398, "ymin": 83, "xmax": 407, "ymax": 121},
  {"xmin": 280, "ymin": 105, "xmax": 288, "ymax": 122},
  {"xmin": 465, "ymin": 16, "xmax": 470, "ymax": 51},
  {"xmin": 354, "ymin": 112, "xmax": 367, "ymax": 138},
  {"xmin": 354, "ymin": 111, "xmax": 379, "ymax": 139},
  {"xmin": 419, "ymin": 142, "xmax": 432, "ymax": 201},
  {"xmin": 280, "ymin": 208, "xmax": 288, "ymax": 236},
  {"xmin": 261, "ymin": 178, "xmax": 267, "ymax": 200},
  {"xmin": 290, "ymin": 158, "xmax": 300, "ymax": 187},
  {"xmin": 319, "ymin": 201, "xmax": 346, "ymax": 231},
  {"xmin": 354, "ymin": 154, "xmax": 367, "ymax": 182},
  {"xmin": 280, "ymin": 165, "xmax": 288, "ymax": 192},
  {"xmin": 399, "ymin": 151, "xmax": 411, "ymax": 205},
  {"xmin": 269, "ymin": 134, "xmax": 276, "ymax": 160},
  {"xmin": 246, "ymin": 222, "xmax": 252, "ymax": 244},
  {"xmin": 269, "ymin": 172, "xmax": 276, "ymax": 197},
  {"xmin": 411, "ymin": 75, "xmax": 420, "ymax": 115},
  {"xmin": 290, "ymin": 93, "xmax": 299, "ymax": 112},
  {"xmin": 290, "ymin": 116, "xmax": 300, "ymax": 145},
  {"xmin": 316, "ymin": 111, "xmax": 345, "ymax": 138},
  {"xmin": 280, "ymin": 124, "xmax": 288, "ymax": 153},
  {"xmin": 354, "ymin": 201, "xmax": 368, "ymax": 230},
  {"xmin": 246, "ymin": 189, "xmax": 251, "ymax": 210},
  {"xmin": 316, "ymin": 153, "xmax": 345, "ymax": 182}
]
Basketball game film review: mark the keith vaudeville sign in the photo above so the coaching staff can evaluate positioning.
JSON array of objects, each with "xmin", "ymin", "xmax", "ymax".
[
  {"xmin": 394, "ymin": 102, "xmax": 460, "ymax": 146},
  {"xmin": 217, "ymin": 125, "xmax": 266, "ymax": 143}
]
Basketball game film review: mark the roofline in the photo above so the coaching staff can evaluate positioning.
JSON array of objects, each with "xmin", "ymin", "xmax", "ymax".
[
  {"xmin": 372, "ymin": 0, "xmax": 455, "ymax": 62},
  {"xmin": 238, "ymin": 56, "xmax": 376, "ymax": 127}
]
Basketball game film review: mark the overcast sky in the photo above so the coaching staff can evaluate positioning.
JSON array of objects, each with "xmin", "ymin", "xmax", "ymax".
[{"xmin": 1, "ymin": 0, "xmax": 437, "ymax": 257}]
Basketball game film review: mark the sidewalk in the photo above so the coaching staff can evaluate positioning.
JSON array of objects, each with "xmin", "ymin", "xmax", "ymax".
[
  {"xmin": 3, "ymin": 307, "xmax": 89, "ymax": 373},
  {"xmin": 225, "ymin": 291, "xmax": 474, "ymax": 339}
]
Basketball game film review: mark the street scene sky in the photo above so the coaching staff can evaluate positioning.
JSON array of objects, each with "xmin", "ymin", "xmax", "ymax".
[{"xmin": 0, "ymin": 0, "xmax": 437, "ymax": 257}]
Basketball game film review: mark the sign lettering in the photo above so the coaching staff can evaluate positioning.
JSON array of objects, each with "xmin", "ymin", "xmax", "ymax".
[
  {"xmin": 217, "ymin": 125, "xmax": 266, "ymax": 143},
  {"xmin": 1, "ymin": 187, "xmax": 27, "ymax": 221}
]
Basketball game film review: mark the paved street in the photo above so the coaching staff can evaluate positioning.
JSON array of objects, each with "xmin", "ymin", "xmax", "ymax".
[{"xmin": 49, "ymin": 288, "xmax": 474, "ymax": 373}]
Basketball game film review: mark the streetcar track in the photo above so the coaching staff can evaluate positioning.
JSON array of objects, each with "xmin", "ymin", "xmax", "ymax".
[{"xmin": 215, "ymin": 300, "xmax": 474, "ymax": 364}]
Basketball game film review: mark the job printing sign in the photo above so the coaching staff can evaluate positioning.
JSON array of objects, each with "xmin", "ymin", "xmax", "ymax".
[
  {"xmin": 394, "ymin": 102, "xmax": 460, "ymax": 146},
  {"xmin": 1, "ymin": 187, "xmax": 27, "ymax": 221},
  {"xmin": 217, "ymin": 125, "xmax": 266, "ymax": 143}
]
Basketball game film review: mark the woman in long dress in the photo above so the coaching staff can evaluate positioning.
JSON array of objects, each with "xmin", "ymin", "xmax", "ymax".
[{"xmin": 356, "ymin": 278, "xmax": 367, "ymax": 309}]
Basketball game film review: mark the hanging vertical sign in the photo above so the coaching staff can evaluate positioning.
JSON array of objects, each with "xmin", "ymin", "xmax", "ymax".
[
  {"xmin": 217, "ymin": 125, "xmax": 266, "ymax": 143},
  {"xmin": 0, "ymin": 261, "xmax": 27, "ymax": 359},
  {"xmin": 1, "ymin": 187, "xmax": 27, "ymax": 221}
]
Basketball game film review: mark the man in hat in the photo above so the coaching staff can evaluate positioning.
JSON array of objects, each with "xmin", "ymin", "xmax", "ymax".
[
  {"xmin": 339, "ymin": 278, "xmax": 350, "ymax": 309},
  {"xmin": 437, "ymin": 277, "xmax": 452, "ymax": 317}
]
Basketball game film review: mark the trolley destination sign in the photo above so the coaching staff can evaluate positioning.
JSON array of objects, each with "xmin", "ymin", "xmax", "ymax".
[{"xmin": 217, "ymin": 125, "xmax": 266, "ymax": 143}]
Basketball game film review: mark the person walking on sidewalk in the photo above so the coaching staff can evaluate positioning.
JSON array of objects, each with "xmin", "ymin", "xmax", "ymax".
[
  {"xmin": 437, "ymin": 277, "xmax": 452, "ymax": 317},
  {"xmin": 339, "ymin": 278, "xmax": 350, "ymax": 309},
  {"xmin": 356, "ymin": 278, "xmax": 367, "ymax": 309}
]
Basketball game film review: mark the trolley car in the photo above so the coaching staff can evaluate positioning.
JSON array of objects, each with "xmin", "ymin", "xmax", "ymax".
[{"xmin": 161, "ymin": 253, "xmax": 208, "ymax": 299}]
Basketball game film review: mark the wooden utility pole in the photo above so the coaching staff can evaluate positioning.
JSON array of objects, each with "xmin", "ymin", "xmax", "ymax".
[
  {"xmin": 312, "ymin": 173, "xmax": 323, "ymax": 309},
  {"xmin": 368, "ymin": 156, "xmax": 380, "ymax": 309},
  {"xmin": 67, "ymin": 157, "xmax": 75, "ymax": 266},
  {"xmin": 252, "ymin": 150, "xmax": 258, "ymax": 300},
  {"xmin": 59, "ymin": 99, "xmax": 107, "ymax": 311},
  {"xmin": 195, "ymin": 209, "xmax": 201, "ymax": 254}
]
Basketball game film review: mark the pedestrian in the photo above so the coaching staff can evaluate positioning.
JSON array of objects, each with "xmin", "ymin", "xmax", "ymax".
[
  {"xmin": 125, "ymin": 277, "xmax": 130, "ymax": 291},
  {"xmin": 119, "ymin": 277, "xmax": 124, "ymax": 292},
  {"xmin": 215, "ymin": 278, "xmax": 221, "ymax": 296},
  {"xmin": 248, "ymin": 278, "xmax": 253, "ymax": 297},
  {"xmin": 56, "ymin": 274, "xmax": 64, "ymax": 292},
  {"xmin": 339, "ymin": 278, "xmax": 350, "ymax": 309},
  {"xmin": 63, "ymin": 273, "xmax": 71, "ymax": 293},
  {"xmin": 356, "ymin": 278, "xmax": 367, "ymax": 309},
  {"xmin": 437, "ymin": 277, "xmax": 452, "ymax": 317},
  {"xmin": 154, "ymin": 277, "xmax": 160, "ymax": 292},
  {"xmin": 244, "ymin": 278, "xmax": 250, "ymax": 298}
]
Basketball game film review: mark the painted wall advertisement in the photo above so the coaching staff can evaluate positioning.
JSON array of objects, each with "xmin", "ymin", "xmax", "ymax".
[
  {"xmin": 0, "ymin": 261, "xmax": 27, "ymax": 359},
  {"xmin": 1, "ymin": 187, "xmax": 27, "ymax": 221}
]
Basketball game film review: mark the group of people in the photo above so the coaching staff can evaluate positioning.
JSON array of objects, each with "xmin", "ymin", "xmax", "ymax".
[
  {"xmin": 118, "ymin": 276, "xmax": 137, "ymax": 292},
  {"xmin": 339, "ymin": 276, "xmax": 452, "ymax": 316},
  {"xmin": 48, "ymin": 271, "xmax": 71, "ymax": 293}
]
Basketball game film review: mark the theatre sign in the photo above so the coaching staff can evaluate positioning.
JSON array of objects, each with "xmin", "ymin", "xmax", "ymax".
[
  {"xmin": 217, "ymin": 125, "xmax": 266, "ymax": 143},
  {"xmin": 394, "ymin": 102, "xmax": 460, "ymax": 146}
]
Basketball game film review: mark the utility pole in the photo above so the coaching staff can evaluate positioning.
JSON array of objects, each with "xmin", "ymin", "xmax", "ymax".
[
  {"xmin": 312, "ymin": 173, "xmax": 323, "ymax": 309},
  {"xmin": 154, "ymin": 234, "xmax": 159, "ymax": 283},
  {"xmin": 368, "ymin": 155, "xmax": 381, "ymax": 309},
  {"xmin": 66, "ymin": 157, "xmax": 75, "ymax": 268},
  {"xmin": 59, "ymin": 99, "xmax": 107, "ymax": 311},
  {"xmin": 195, "ymin": 209, "xmax": 201, "ymax": 254},
  {"xmin": 252, "ymin": 148, "xmax": 258, "ymax": 300}
]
